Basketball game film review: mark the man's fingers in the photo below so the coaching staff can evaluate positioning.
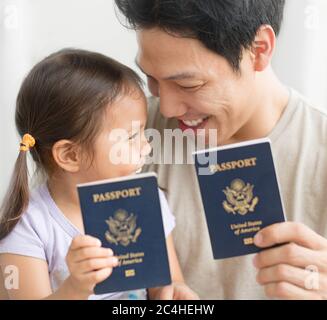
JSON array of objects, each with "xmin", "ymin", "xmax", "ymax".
[
  {"xmin": 257, "ymin": 264, "xmax": 319, "ymax": 290},
  {"xmin": 70, "ymin": 235, "xmax": 101, "ymax": 251},
  {"xmin": 254, "ymin": 222, "xmax": 327, "ymax": 250},
  {"xmin": 253, "ymin": 243, "xmax": 322, "ymax": 270},
  {"xmin": 157, "ymin": 285, "xmax": 174, "ymax": 300},
  {"xmin": 264, "ymin": 282, "xmax": 321, "ymax": 300}
]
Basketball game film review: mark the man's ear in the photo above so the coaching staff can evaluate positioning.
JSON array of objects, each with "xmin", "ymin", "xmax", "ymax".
[
  {"xmin": 250, "ymin": 25, "xmax": 276, "ymax": 72},
  {"xmin": 52, "ymin": 140, "xmax": 81, "ymax": 173}
]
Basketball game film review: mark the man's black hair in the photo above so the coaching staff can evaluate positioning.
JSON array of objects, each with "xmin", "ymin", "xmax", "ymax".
[{"xmin": 115, "ymin": 0, "xmax": 285, "ymax": 70}]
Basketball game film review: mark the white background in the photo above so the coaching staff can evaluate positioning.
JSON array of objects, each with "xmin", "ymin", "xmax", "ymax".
[{"xmin": 0, "ymin": 0, "xmax": 326, "ymax": 201}]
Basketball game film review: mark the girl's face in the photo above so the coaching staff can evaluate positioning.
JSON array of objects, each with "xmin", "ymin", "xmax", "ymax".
[{"xmin": 80, "ymin": 91, "xmax": 152, "ymax": 182}]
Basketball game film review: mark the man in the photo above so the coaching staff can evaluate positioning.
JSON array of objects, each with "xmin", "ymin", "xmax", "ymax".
[{"xmin": 115, "ymin": 0, "xmax": 327, "ymax": 299}]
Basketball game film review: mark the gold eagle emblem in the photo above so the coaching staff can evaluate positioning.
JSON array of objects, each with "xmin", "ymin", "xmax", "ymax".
[
  {"xmin": 105, "ymin": 209, "xmax": 142, "ymax": 246},
  {"xmin": 222, "ymin": 179, "xmax": 259, "ymax": 215}
]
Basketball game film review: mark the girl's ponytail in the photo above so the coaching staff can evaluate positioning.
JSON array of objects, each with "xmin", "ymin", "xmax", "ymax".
[{"xmin": 0, "ymin": 134, "xmax": 35, "ymax": 240}]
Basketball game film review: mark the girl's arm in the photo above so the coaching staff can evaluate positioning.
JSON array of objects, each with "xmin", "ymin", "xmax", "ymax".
[
  {"xmin": 148, "ymin": 234, "xmax": 199, "ymax": 300},
  {"xmin": 0, "ymin": 253, "xmax": 57, "ymax": 299},
  {"xmin": 0, "ymin": 235, "xmax": 118, "ymax": 300},
  {"xmin": 0, "ymin": 253, "xmax": 87, "ymax": 300},
  {"xmin": 0, "ymin": 263, "xmax": 9, "ymax": 300}
]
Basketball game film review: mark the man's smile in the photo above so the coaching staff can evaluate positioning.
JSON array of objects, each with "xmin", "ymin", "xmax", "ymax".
[{"xmin": 178, "ymin": 116, "xmax": 211, "ymax": 131}]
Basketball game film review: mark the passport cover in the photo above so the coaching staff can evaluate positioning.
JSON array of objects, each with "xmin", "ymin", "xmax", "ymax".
[
  {"xmin": 77, "ymin": 172, "xmax": 171, "ymax": 294},
  {"xmin": 193, "ymin": 138, "xmax": 286, "ymax": 259}
]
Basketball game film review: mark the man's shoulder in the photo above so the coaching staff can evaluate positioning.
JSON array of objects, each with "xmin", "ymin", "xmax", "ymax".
[
  {"xmin": 282, "ymin": 89, "xmax": 327, "ymax": 144},
  {"xmin": 293, "ymin": 89, "xmax": 327, "ymax": 122},
  {"xmin": 273, "ymin": 90, "xmax": 327, "ymax": 171}
]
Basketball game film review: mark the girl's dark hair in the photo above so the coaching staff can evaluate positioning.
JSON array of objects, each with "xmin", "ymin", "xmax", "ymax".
[
  {"xmin": 114, "ymin": 0, "xmax": 286, "ymax": 70},
  {"xmin": 0, "ymin": 49, "xmax": 143, "ymax": 240}
]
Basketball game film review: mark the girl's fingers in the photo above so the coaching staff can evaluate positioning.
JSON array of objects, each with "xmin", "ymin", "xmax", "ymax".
[
  {"xmin": 78, "ymin": 257, "xmax": 119, "ymax": 274},
  {"xmin": 70, "ymin": 235, "xmax": 101, "ymax": 251},
  {"xmin": 72, "ymin": 247, "xmax": 113, "ymax": 263},
  {"xmin": 85, "ymin": 267, "xmax": 114, "ymax": 285}
]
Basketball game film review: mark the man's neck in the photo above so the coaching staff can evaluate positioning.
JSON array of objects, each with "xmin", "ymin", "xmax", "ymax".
[{"xmin": 228, "ymin": 69, "xmax": 290, "ymax": 145}]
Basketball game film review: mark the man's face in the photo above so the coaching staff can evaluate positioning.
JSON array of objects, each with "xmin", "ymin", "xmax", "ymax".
[{"xmin": 136, "ymin": 28, "xmax": 258, "ymax": 145}]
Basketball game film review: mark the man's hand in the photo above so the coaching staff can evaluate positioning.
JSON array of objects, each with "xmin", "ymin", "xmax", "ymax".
[
  {"xmin": 150, "ymin": 282, "xmax": 199, "ymax": 300},
  {"xmin": 253, "ymin": 222, "xmax": 327, "ymax": 300}
]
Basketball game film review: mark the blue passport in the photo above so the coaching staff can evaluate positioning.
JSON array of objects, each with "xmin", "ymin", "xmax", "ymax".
[
  {"xmin": 193, "ymin": 138, "xmax": 286, "ymax": 259},
  {"xmin": 77, "ymin": 172, "xmax": 171, "ymax": 294}
]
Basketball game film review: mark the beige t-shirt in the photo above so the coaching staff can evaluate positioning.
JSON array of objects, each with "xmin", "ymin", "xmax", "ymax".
[{"xmin": 144, "ymin": 88, "xmax": 327, "ymax": 299}]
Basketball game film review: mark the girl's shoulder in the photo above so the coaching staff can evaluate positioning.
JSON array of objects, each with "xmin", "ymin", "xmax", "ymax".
[
  {"xmin": 20, "ymin": 184, "xmax": 53, "ymax": 234},
  {"xmin": 0, "ymin": 185, "xmax": 52, "ymax": 259}
]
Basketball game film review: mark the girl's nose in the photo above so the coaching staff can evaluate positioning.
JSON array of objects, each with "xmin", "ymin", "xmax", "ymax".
[{"xmin": 141, "ymin": 140, "xmax": 152, "ymax": 157}]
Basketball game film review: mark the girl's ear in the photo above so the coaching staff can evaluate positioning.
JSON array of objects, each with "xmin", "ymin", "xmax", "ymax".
[
  {"xmin": 52, "ymin": 140, "xmax": 81, "ymax": 173},
  {"xmin": 250, "ymin": 24, "xmax": 276, "ymax": 72}
]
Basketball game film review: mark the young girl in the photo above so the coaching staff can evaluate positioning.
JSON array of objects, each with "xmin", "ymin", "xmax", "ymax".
[{"xmin": 0, "ymin": 49, "xmax": 198, "ymax": 300}]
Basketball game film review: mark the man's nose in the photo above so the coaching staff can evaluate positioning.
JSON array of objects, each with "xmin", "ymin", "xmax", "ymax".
[{"xmin": 159, "ymin": 89, "xmax": 188, "ymax": 119}]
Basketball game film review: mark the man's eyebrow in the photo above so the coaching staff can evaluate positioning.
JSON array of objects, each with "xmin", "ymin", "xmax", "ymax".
[
  {"xmin": 163, "ymin": 72, "xmax": 198, "ymax": 81},
  {"xmin": 134, "ymin": 58, "xmax": 198, "ymax": 81}
]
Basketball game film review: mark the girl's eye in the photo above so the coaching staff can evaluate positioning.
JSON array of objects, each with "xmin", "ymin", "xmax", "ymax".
[{"xmin": 128, "ymin": 132, "xmax": 139, "ymax": 140}]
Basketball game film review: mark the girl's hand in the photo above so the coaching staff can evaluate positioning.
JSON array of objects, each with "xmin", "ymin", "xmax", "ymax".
[
  {"xmin": 65, "ymin": 235, "xmax": 119, "ymax": 298},
  {"xmin": 151, "ymin": 282, "xmax": 200, "ymax": 300}
]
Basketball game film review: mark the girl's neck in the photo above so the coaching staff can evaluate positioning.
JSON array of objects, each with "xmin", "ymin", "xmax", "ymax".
[{"xmin": 47, "ymin": 175, "xmax": 85, "ymax": 233}]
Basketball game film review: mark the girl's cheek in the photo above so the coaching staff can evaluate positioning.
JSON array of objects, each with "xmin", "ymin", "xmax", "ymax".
[
  {"xmin": 130, "ymin": 145, "xmax": 141, "ymax": 164},
  {"xmin": 141, "ymin": 142, "xmax": 152, "ymax": 156}
]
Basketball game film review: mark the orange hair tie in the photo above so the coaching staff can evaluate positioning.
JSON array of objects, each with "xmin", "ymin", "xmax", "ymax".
[{"xmin": 20, "ymin": 134, "xmax": 36, "ymax": 152}]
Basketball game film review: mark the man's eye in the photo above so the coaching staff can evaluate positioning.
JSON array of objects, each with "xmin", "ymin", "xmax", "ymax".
[{"xmin": 179, "ymin": 84, "xmax": 202, "ymax": 91}]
